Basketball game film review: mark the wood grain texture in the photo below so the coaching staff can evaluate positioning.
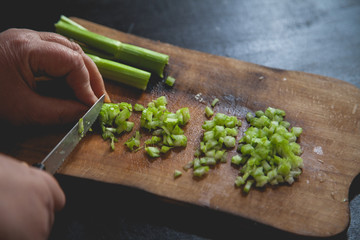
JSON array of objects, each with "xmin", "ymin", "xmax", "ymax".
[{"xmin": 8, "ymin": 18, "xmax": 360, "ymax": 237}]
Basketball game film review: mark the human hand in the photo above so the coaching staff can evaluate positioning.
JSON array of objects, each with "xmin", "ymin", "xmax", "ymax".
[
  {"xmin": 0, "ymin": 154, "xmax": 65, "ymax": 240},
  {"xmin": 0, "ymin": 28, "xmax": 110, "ymax": 126}
]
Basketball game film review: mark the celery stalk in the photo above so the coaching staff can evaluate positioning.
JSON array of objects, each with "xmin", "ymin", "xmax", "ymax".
[
  {"xmin": 55, "ymin": 16, "xmax": 169, "ymax": 77},
  {"xmin": 87, "ymin": 54, "xmax": 150, "ymax": 90},
  {"xmin": 55, "ymin": 20, "xmax": 122, "ymax": 57},
  {"xmin": 118, "ymin": 43, "xmax": 169, "ymax": 78},
  {"xmin": 81, "ymin": 45, "xmax": 116, "ymax": 61},
  {"xmin": 59, "ymin": 15, "xmax": 87, "ymax": 30}
]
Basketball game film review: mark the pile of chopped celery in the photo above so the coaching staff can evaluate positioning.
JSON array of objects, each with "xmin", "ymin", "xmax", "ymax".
[
  {"xmin": 233, "ymin": 107, "xmax": 303, "ymax": 193},
  {"xmin": 54, "ymin": 15, "xmax": 170, "ymax": 90},
  {"xmin": 98, "ymin": 96, "xmax": 190, "ymax": 156},
  {"xmin": 131, "ymin": 96, "xmax": 190, "ymax": 157},
  {"xmin": 184, "ymin": 112, "xmax": 242, "ymax": 177},
  {"xmin": 98, "ymin": 102, "xmax": 134, "ymax": 150}
]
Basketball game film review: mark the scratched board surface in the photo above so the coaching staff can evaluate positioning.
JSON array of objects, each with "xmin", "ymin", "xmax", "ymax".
[{"xmin": 9, "ymin": 18, "xmax": 360, "ymax": 237}]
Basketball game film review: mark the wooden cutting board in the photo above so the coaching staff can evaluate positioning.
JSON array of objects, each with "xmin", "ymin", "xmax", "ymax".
[{"xmin": 6, "ymin": 18, "xmax": 360, "ymax": 237}]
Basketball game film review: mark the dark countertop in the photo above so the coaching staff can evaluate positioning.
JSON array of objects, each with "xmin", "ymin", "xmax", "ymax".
[{"xmin": 1, "ymin": 0, "xmax": 359, "ymax": 239}]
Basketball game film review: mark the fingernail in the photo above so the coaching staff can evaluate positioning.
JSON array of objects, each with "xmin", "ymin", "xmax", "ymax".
[{"xmin": 104, "ymin": 93, "xmax": 111, "ymax": 103}]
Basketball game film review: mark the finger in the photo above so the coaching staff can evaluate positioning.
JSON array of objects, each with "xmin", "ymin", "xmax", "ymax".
[
  {"xmin": 28, "ymin": 40, "xmax": 97, "ymax": 106},
  {"xmin": 38, "ymin": 171, "xmax": 66, "ymax": 212},
  {"xmin": 38, "ymin": 32, "xmax": 111, "ymax": 102},
  {"xmin": 22, "ymin": 90, "xmax": 88, "ymax": 125},
  {"xmin": 83, "ymin": 54, "xmax": 111, "ymax": 102}
]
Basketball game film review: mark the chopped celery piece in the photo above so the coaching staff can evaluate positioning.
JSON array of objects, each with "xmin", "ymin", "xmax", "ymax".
[
  {"xmin": 124, "ymin": 131, "xmax": 141, "ymax": 151},
  {"xmin": 205, "ymin": 106, "xmax": 214, "ymax": 118},
  {"xmin": 214, "ymin": 113, "xmax": 228, "ymax": 125},
  {"xmin": 251, "ymin": 115, "xmax": 270, "ymax": 128},
  {"xmin": 172, "ymin": 125, "xmax": 184, "ymax": 135},
  {"xmin": 214, "ymin": 125, "xmax": 225, "ymax": 139},
  {"xmin": 193, "ymin": 166, "xmax": 210, "ymax": 177},
  {"xmin": 231, "ymin": 155, "xmax": 242, "ymax": 165},
  {"xmin": 183, "ymin": 160, "xmax": 194, "ymax": 171},
  {"xmin": 177, "ymin": 108, "xmax": 191, "ymax": 125},
  {"xmin": 110, "ymin": 137, "xmax": 116, "ymax": 151},
  {"xmin": 291, "ymin": 127, "xmax": 303, "ymax": 137},
  {"xmin": 202, "ymin": 120, "xmax": 216, "ymax": 131},
  {"xmin": 224, "ymin": 136, "xmax": 236, "ymax": 148},
  {"xmin": 99, "ymin": 103, "xmax": 120, "ymax": 126},
  {"xmin": 193, "ymin": 158, "xmax": 201, "ymax": 169},
  {"xmin": 200, "ymin": 157, "xmax": 216, "ymax": 166},
  {"xmin": 215, "ymin": 150, "xmax": 226, "ymax": 162},
  {"xmin": 211, "ymin": 98, "xmax": 219, "ymax": 107},
  {"xmin": 115, "ymin": 108, "xmax": 131, "ymax": 124},
  {"xmin": 226, "ymin": 127, "xmax": 238, "ymax": 137},
  {"xmin": 225, "ymin": 116, "xmax": 240, "ymax": 128},
  {"xmin": 235, "ymin": 176, "xmax": 245, "ymax": 187},
  {"xmin": 160, "ymin": 145, "xmax": 173, "ymax": 153},
  {"xmin": 171, "ymin": 135, "xmax": 187, "ymax": 147},
  {"xmin": 255, "ymin": 110, "xmax": 264, "ymax": 117},
  {"xmin": 241, "ymin": 144, "xmax": 254, "ymax": 155},
  {"xmin": 119, "ymin": 102, "xmax": 133, "ymax": 111},
  {"xmin": 174, "ymin": 170, "xmax": 182, "ymax": 178},
  {"xmin": 134, "ymin": 103, "xmax": 145, "ymax": 112},
  {"xmin": 145, "ymin": 136, "xmax": 162, "ymax": 145},
  {"xmin": 246, "ymin": 112, "xmax": 254, "ymax": 122},
  {"xmin": 194, "ymin": 149, "xmax": 201, "ymax": 157},
  {"xmin": 125, "ymin": 121, "xmax": 134, "ymax": 132},
  {"xmin": 154, "ymin": 96, "xmax": 167, "ymax": 107},
  {"xmin": 145, "ymin": 146, "xmax": 160, "ymax": 158},
  {"xmin": 243, "ymin": 180, "xmax": 254, "ymax": 193},
  {"xmin": 165, "ymin": 76, "xmax": 176, "ymax": 87},
  {"xmin": 280, "ymin": 121, "xmax": 291, "ymax": 128},
  {"xmin": 234, "ymin": 107, "xmax": 303, "ymax": 193},
  {"xmin": 78, "ymin": 118, "xmax": 84, "ymax": 137}
]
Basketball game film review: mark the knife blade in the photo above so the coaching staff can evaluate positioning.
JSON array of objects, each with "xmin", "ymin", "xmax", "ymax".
[{"xmin": 34, "ymin": 94, "xmax": 105, "ymax": 174}]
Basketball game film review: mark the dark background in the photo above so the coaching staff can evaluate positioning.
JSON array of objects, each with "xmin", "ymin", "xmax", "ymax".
[{"xmin": 1, "ymin": 0, "xmax": 359, "ymax": 239}]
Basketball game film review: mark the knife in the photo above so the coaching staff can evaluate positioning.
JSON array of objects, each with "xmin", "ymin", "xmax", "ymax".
[{"xmin": 34, "ymin": 94, "xmax": 105, "ymax": 174}]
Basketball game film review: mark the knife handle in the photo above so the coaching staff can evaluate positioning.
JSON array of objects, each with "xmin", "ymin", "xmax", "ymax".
[{"xmin": 33, "ymin": 162, "xmax": 46, "ymax": 171}]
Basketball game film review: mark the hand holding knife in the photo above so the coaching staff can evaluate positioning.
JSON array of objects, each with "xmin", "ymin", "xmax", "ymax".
[{"xmin": 34, "ymin": 94, "xmax": 105, "ymax": 174}]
